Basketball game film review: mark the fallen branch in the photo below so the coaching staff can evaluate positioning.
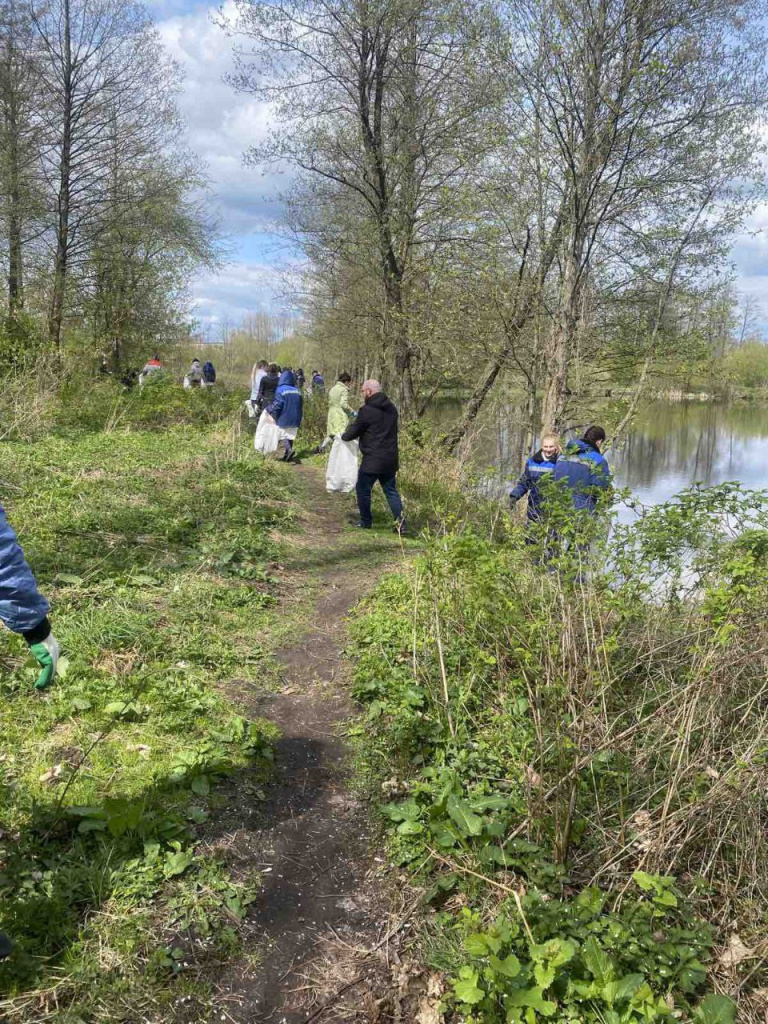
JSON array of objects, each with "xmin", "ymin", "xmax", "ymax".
[
  {"xmin": 299, "ymin": 975, "xmax": 367, "ymax": 1024},
  {"xmin": 429, "ymin": 848, "xmax": 534, "ymax": 943}
]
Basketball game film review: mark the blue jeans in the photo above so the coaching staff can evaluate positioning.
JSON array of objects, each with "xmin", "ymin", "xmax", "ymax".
[{"xmin": 356, "ymin": 470, "xmax": 403, "ymax": 527}]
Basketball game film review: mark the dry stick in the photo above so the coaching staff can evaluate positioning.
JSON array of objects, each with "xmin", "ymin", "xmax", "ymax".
[
  {"xmin": 501, "ymin": 712, "xmax": 665, "ymax": 849},
  {"xmin": 296, "ymin": 900, "xmax": 422, "ymax": 1024},
  {"xmin": 299, "ymin": 976, "xmax": 368, "ymax": 1024},
  {"xmin": 366, "ymin": 895, "xmax": 422, "ymax": 955},
  {"xmin": 429, "ymin": 848, "xmax": 535, "ymax": 944},
  {"xmin": 433, "ymin": 596, "xmax": 456, "ymax": 739}
]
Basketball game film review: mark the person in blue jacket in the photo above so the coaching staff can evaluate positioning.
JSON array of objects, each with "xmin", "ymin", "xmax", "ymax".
[
  {"xmin": 268, "ymin": 368, "xmax": 304, "ymax": 462},
  {"xmin": 0, "ymin": 504, "xmax": 59, "ymax": 959},
  {"xmin": 0, "ymin": 503, "xmax": 59, "ymax": 689},
  {"xmin": 552, "ymin": 424, "xmax": 612, "ymax": 513},
  {"xmin": 509, "ymin": 434, "xmax": 561, "ymax": 524}
]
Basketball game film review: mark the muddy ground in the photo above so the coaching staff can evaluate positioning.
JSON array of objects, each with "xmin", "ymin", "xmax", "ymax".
[{"xmin": 200, "ymin": 467, "xmax": 436, "ymax": 1023}]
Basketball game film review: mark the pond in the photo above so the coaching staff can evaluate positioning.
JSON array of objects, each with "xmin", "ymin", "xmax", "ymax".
[
  {"xmin": 452, "ymin": 400, "xmax": 768, "ymax": 512},
  {"xmin": 608, "ymin": 401, "xmax": 768, "ymax": 505}
]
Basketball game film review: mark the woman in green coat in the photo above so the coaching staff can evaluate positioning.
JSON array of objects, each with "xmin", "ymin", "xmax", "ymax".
[{"xmin": 318, "ymin": 373, "xmax": 354, "ymax": 451}]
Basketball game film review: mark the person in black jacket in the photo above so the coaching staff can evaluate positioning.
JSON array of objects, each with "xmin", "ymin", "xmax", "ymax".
[
  {"xmin": 256, "ymin": 363, "xmax": 280, "ymax": 411},
  {"xmin": 342, "ymin": 380, "xmax": 404, "ymax": 532}
]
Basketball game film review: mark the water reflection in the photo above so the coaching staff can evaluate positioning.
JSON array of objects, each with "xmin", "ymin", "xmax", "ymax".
[
  {"xmin": 432, "ymin": 398, "xmax": 768, "ymax": 508},
  {"xmin": 612, "ymin": 402, "xmax": 768, "ymax": 507}
]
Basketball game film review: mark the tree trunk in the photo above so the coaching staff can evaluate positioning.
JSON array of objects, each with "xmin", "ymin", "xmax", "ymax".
[
  {"xmin": 540, "ymin": 248, "xmax": 579, "ymax": 434},
  {"xmin": 383, "ymin": 268, "xmax": 416, "ymax": 417},
  {"xmin": 2, "ymin": 25, "xmax": 24, "ymax": 314},
  {"xmin": 7, "ymin": 107, "xmax": 22, "ymax": 313},
  {"xmin": 441, "ymin": 294, "xmax": 536, "ymax": 453},
  {"xmin": 48, "ymin": 0, "xmax": 72, "ymax": 353}
]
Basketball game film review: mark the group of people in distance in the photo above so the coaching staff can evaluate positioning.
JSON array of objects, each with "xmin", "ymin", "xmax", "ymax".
[
  {"xmin": 183, "ymin": 358, "xmax": 216, "ymax": 389},
  {"xmin": 249, "ymin": 363, "xmax": 405, "ymax": 532},
  {"xmin": 137, "ymin": 355, "xmax": 217, "ymax": 389},
  {"xmin": 508, "ymin": 424, "xmax": 612, "ymax": 556}
]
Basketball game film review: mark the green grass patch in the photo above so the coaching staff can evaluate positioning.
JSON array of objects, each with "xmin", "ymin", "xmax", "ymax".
[{"xmin": 0, "ymin": 419, "xmax": 300, "ymax": 1020}]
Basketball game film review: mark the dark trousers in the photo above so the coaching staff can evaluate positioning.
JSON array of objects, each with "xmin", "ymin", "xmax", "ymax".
[{"xmin": 356, "ymin": 470, "xmax": 403, "ymax": 527}]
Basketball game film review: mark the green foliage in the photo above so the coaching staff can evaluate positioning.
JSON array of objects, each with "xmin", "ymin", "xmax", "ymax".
[
  {"xmin": 0, "ymin": 419, "xmax": 296, "ymax": 1018},
  {"xmin": 0, "ymin": 312, "xmax": 49, "ymax": 370},
  {"xmin": 350, "ymin": 486, "xmax": 768, "ymax": 1020},
  {"xmin": 438, "ymin": 886, "xmax": 717, "ymax": 1023},
  {"xmin": 299, "ymin": 389, "xmax": 329, "ymax": 446},
  {"xmin": 722, "ymin": 342, "xmax": 768, "ymax": 390}
]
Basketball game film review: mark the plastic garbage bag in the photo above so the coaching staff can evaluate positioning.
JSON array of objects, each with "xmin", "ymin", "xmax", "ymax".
[
  {"xmin": 254, "ymin": 410, "xmax": 279, "ymax": 453},
  {"xmin": 326, "ymin": 435, "xmax": 359, "ymax": 492}
]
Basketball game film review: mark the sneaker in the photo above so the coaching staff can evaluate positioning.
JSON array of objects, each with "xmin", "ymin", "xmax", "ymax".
[
  {"xmin": 393, "ymin": 518, "xmax": 408, "ymax": 536},
  {"xmin": 355, "ymin": 521, "xmax": 372, "ymax": 529}
]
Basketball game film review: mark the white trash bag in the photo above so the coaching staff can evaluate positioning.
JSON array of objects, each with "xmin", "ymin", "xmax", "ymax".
[
  {"xmin": 244, "ymin": 399, "xmax": 257, "ymax": 419},
  {"xmin": 326, "ymin": 435, "xmax": 359, "ymax": 493},
  {"xmin": 254, "ymin": 410, "xmax": 279, "ymax": 454}
]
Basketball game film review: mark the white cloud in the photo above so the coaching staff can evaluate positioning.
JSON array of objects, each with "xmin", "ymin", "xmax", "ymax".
[
  {"xmin": 188, "ymin": 260, "xmax": 299, "ymax": 331},
  {"xmin": 154, "ymin": 0, "xmax": 299, "ymax": 325},
  {"xmin": 155, "ymin": 2, "xmax": 768, "ymax": 330}
]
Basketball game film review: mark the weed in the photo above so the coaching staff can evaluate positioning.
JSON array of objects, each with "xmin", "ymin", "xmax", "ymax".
[{"xmin": 349, "ymin": 485, "xmax": 768, "ymax": 1021}]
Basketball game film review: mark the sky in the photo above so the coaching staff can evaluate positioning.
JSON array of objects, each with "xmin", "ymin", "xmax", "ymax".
[
  {"xmin": 149, "ymin": 0, "xmax": 768, "ymax": 334},
  {"xmin": 149, "ymin": 0, "xmax": 300, "ymax": 335}
]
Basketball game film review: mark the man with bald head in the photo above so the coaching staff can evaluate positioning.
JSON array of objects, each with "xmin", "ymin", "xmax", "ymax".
[{"xmin": 342, "ymin": 380, "xmax": 404, "ymax": 533}]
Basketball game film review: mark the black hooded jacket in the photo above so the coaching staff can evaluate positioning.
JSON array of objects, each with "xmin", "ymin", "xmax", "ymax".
[
  {"xmin": 257, "ymin": 372, "xmax": 279, "ymax": 407},
  {"xmin": 342, "ymin": 391, "xmax": 399, "ymax": 475}
]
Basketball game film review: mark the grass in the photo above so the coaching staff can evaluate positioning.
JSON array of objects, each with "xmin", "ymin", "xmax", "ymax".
[
  {"xmin": 347, "ymin": 484, "xmax": 768, "ymax": 1023},
  {"xmin": 0, "ymin": 414, "xmax": 306, "ymax": 1021},
  {"xmin": 0, "ymin": 373, "xmax": 426, "ymax": 1022}
]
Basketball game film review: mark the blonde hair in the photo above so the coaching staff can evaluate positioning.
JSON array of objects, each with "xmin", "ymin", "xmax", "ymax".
[{"xmin": 541, "ymin": 433, "xmax": 560, "ymax": 447}]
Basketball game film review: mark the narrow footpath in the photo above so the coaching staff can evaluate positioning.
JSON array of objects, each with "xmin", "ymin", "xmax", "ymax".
[{"xmin": 208, "ymin": 465, "xmax": 421, "ymax": 1024}]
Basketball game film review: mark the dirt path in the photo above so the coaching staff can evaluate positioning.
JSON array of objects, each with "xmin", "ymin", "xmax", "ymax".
[{"xmin": 209, "ymin": 465, "xmax": 413, "ymax": 1023}]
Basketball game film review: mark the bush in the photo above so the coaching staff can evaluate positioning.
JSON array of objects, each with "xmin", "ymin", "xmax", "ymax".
[
  {"xmin": 0, "ymin": 369, "xmax": 245, "ymax": 440},
  {"xmin": 723, "ymin": 341, "xmax": 768, "ymax": 390},
  {"xmin": 350, "ymin": 485, "xmax": 768, "ymax": 1020}
]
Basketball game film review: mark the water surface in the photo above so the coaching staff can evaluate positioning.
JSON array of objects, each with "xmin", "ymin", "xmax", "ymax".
[
  {"xmin": 609, "ymin": 401, "xmax": 768, "ymax": 506},
  {"xmin": 459, "ymin": 400, "xmax": 768, "ymax": 509}
]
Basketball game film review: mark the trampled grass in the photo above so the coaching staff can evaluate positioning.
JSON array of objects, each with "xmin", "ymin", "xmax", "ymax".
[{"xmin": 0, "ymin": 418, "xmax": 303, "ymax": 1020}]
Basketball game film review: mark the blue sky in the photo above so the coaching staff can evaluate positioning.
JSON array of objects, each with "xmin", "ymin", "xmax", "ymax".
[
  {"xmin": 148, "ymin": 0, "xmax": 301, "ymax": 331},
  {"xmin": 149, "ymin": 0, "xmax": 768, "ymax": 333}
]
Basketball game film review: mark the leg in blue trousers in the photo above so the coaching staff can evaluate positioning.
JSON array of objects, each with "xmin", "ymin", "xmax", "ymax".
[
  {"xmin": 355, "ymin": 470, "xmax": 376, "ymax": 527},
  {"xmin": 379, "ymin": 473, "xmax": 404, "ymax": 525}
]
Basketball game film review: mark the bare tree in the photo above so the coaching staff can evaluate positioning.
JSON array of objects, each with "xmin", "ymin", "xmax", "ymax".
[
  {"xmin": 498, "ymin": 0, "xmax": 768, "ymax": 434},
  {"xmin": 736, "ymin": 291, "xmax": 763, "ymax": 347},
  {"xmin": 0, "ymin": 0, "xmax": 44, "ymax": 316},
  {"xmin": 225, "ymin": 0, "xmax": 494, "ymax": 416},
  {"xmin": 32, "ymin": 0, "xmax": 168, "ymax": 352}
]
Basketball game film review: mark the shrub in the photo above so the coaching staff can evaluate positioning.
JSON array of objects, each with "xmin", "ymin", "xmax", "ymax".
[
  {"xmin": 350, "ymin": 485, "xmax": 768, "ymax": 1019},
  {"xmin": 723, "ymin": 341, "xmax": 768, "ymax": 390}
]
